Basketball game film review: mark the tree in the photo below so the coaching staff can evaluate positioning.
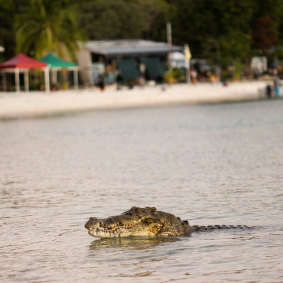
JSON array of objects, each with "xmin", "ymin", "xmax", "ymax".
[
  {"xmin": 80, "ymin": 0, "xmax": 144, "ymax": 39},
  {"xmin": 250, "ymin": 0, "xmax": 283, "ymax": 56},
  {"xmin": 79, "ymin": 0, "xmax": 170, "ymax": 41},
  {"xmin": 172, "ymin": 0, "xmax": 255, "ymax": 61},
  {"xmin": 137, "ymin": 0, "xmax": 170, "ymax": 41},
  {"xmin": 0, "ymin": 0, "xmax": 29, "ymax": 60},
  {"xmin": 15, "ymin": 0, "xmax": 82, "ymax": 59},
  {"xmin": 252, "ymin": 14, "xmax": 277, "ymax": 55},
  {"xmin": 0, "ymin": 0, "xmax": 14, "ymax": 60}
]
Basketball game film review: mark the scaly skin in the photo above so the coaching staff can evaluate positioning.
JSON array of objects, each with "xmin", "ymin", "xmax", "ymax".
[{"xmin": 85, "ymin": 206, "xmax": 248, "ymax": 238}]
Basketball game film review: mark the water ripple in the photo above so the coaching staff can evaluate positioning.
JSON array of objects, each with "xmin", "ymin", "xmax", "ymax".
[{"xmin": 1, "ymin": 100, "xmax": 283, "ymax": 282}]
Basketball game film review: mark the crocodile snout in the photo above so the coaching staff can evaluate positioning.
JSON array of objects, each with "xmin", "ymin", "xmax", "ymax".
[{"xmin": 85, "ymin": 217, "xmax": 99, "ymax": 230}]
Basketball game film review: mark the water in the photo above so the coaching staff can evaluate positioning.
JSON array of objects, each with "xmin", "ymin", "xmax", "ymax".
[{"xmin": 1, "ymin": 99, "xmax": 283, "ymax": 282}]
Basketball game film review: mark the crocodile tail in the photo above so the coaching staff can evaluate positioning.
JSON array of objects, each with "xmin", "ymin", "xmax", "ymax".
[{"xmin": 191, "ymin": 224, "xmax": 249, "ymax": 232}]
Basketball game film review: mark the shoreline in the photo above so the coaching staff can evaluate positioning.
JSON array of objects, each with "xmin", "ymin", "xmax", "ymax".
[{"xmin": 0, "ymin": 81, "xmax": 270, "ymax": 120}]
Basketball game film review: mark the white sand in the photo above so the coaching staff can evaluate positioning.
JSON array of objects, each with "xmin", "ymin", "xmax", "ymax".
[{"xmin": 0, "ymin": 81, "xmax": 268, "ymax": 119}]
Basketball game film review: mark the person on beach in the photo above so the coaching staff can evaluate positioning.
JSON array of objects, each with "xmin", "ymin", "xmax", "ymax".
[
  {"xmin": 138, "ymin": 62, "xmax": 146, "ymax": 88},
  {"xmin": 209, "ymin": 74, "xmax": 216, "ymax": 84},
  {"xmin": 221, "ymin": 77, "xmax": 228, "ymax": 86},
  {"xmin": 98, "ymin": 74, "xmax": 105, "ymax": 91},
  {"xmin": 116, "ymin": 71, "xmax": 123, "ymax": 90},
  {"xmin": 266, "ymin": 84, "xmax": 272, "ymax": 98},
  {"xmin": 190, "ymin": 70, "xmax": 197, "ymax": 85}
]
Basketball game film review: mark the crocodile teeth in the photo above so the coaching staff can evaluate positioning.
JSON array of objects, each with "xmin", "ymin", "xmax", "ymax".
[{"xmin": 96, "ymin": 224, "xmax": 136, "ymax": 234}]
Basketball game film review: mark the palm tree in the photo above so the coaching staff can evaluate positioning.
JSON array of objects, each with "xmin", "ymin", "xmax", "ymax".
[{"xmin": 15, "ymin": 0, "xmax": 82, "ymax": 59}]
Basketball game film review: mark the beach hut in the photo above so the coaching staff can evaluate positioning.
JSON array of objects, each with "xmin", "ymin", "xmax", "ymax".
[
  {"xmin": 0, "ymin": 53, "xmax": 49, "ymax": 92},
  {"xmin": 76, "ymin": 40, "xmax": 183, "ymax": 85},
  {"xmin": 39, "ymin": 54, "xmax": 78, "ymax": 89}
]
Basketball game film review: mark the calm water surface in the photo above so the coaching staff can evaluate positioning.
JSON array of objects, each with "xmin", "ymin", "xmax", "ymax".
[{"xmin": 1, "ymin": 99, "xmax": 283, "ymax": 282}]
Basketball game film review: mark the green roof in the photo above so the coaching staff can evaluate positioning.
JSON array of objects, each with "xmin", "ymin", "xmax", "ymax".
[{"xmin": 39, "ymin": 53, "xmax": 76, "ymax": 68}]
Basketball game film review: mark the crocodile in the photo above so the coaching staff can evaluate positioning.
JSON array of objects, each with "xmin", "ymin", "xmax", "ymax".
[{"xmin": 85, "ymin": 206, "xmax": 249, "ymax": 238}]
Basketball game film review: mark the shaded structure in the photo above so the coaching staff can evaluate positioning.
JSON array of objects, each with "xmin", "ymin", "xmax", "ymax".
[
  {"xmin": 0, "ymin": 53, "xmax": 48, "ymax": 92},
  {"xmin": 40, "ymin": 54, "xmax": 79, "ymax": 89},
  {"xmin": 76, "ymin": 39, "xmax": 183, "ymax": 86}
]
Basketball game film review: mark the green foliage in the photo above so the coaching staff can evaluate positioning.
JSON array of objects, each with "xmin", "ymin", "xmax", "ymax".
[
  {"xmin": 14, "ymin": 0, "xmax": 82, "ymax": 59},
  {"xmin": 1, "ymin": 0, "xmax": 283, "ymax": 64},
  {"xmin": 252, "ymin": 14, "xmax": 277, "ymax": 54},
  {"xmin": 80, "ymin": 0, "xmax": 142, "ymax": 39},
  {"xmin": 164, "ymin": 67, "xmax": 185, "ymax": 83},
  {"xmin": 0, "ymin": 0, "xmax": 29, "ymax": 59},
  {"xmin": 79, "ymin": 0, "xmax": 170, "ymax": 40},
  {"xmin": 172, "ymin": 0, "xmax": 255, "ymax": 61}
]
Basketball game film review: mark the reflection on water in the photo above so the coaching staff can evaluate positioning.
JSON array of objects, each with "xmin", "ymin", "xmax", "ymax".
[
  {"xmin": 89, "ymin": 237, "xmax": 181, "ymax": 250},
  {"xmin": 1, "ymin": 100, "xmax": 283, "ymax": 282}
]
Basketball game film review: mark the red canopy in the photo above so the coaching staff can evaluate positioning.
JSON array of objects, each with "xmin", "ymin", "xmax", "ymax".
[{"xmin": 0, "ymin": 53, "xmax": 46, "ymax": 69}]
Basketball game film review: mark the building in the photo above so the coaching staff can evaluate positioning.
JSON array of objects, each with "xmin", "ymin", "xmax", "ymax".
[{"xmin": 76, "ymin": 39, "xmax": 183, "ymax": 86}]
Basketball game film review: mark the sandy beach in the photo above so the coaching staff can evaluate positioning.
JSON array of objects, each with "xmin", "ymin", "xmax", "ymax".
[{"xmin": 0, "ymin": 81, "xmax": 269, "ymax": 119}]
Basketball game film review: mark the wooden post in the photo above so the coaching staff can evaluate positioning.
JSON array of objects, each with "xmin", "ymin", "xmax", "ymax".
[
  {"xmin": 51, "ymin": 68, "xmax": 58, "ymax": 85},
  {"xmin": 167, "ymin": 22, "xmax": 172, "ymax": 71},
  {"xmin": 1, "ymin": 72, "xmax": 7, "ymax": 91},
  {"xmin": 44, "ymin": 67, "xmax": 50, "ymax": 92},
  {"xmin": 24, "ymin": 70, "xmax": 29, "ymax": 92},
  {"xmin": 74, "ymin": 68, "xmax": 78, "ymax": 89},
  {"xmin": 15, "ymin": 68, "xmax": 20, "ymax": 92}
]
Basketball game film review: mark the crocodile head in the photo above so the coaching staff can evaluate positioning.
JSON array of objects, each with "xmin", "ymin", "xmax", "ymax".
[{"xmin": 85, "ymin": 206, "xmax": 193, "ymax": 238}]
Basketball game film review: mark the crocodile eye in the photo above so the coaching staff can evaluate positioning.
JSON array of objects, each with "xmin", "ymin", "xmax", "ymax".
[{"xmin": 151, "ymin": 207, "xmax": 157, "ymax": 213}]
